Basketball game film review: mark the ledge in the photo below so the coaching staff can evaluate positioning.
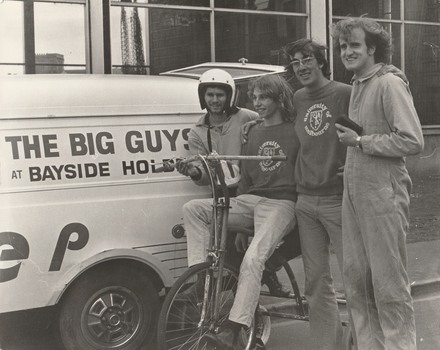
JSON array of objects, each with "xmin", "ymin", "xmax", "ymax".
[{"xmin": 422, "ymin": 125, "xmax": 440, "ymax": 135}]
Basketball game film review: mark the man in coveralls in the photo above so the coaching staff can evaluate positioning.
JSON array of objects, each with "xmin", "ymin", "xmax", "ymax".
[{"xmin": 332, "ymin": 17, "xmax": 424, "ymax": 350}]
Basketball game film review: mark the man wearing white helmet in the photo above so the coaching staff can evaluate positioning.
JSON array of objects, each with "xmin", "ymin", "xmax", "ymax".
[
  {"xmin": 179, "ymin": 69, "xmax": 291, "ymax": 297},
  {"xmin": 176, "ymin": 68, "xmax": 257, "ymax": 191}
]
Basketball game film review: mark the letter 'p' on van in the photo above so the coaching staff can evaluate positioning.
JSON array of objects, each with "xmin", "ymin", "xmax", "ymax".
[{"xmin": 0, "ymin": 74, "xmax": 210, "ymax": 349}]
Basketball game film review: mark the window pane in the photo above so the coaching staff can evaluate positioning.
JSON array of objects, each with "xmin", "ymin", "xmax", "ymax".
[
  {"xmin": 0, "ymin": 1, "xmax": 86, "ymax": 75},
  {"xmin": 214, "ymin": 0, "xmax": 306, "ymax": 13},
  {"xmin": 385, "ymin": 23, "xmax": 402, "ymax": 68},
  {"xmin": 150, "ymin": 9, "xmax": 210, "ymax": 74},
  {"xmin": 215, "ymin": 12, "xmax": 307, "ymax": 65},
  {"xmin": 333, "ymin": 0, "xmax": 401, "ymax": 20},
  {"xmin": 111, "ymin": 7, "xmax": 210, "ymax": 74},
  {"xmin": 112, "ymin": 0, "xmax": 210, "ymax": 6},
  {"xmin": 406, "ymin": 24, "xmax": 440, "ymax": 125},
  {"xmin": 0, "ymin": 1, "xmax": 25, "ymax": 75},
  {"xmin": 405, "ymin": 0, "xmax": 440, "ymax": 22},
  {"xmin": 111, "ymin": 6, "xmax": 149, "ymax": 74},
  {"xmin": 33, "ymin": 2, "xmax": 86, "ymax": 73}
]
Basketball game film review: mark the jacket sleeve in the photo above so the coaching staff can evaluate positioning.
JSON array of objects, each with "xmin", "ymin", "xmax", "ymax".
[
  {"xmin": 361, "ymin": 74, "xmax": 424, "ymax": 157},
  {"xmin": 187, "ymin": 128, "xmax": 211, "ymax": 186}
]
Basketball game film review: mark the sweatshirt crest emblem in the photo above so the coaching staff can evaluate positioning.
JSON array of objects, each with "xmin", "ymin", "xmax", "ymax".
[
  {"xmin": 310, "ymin": 109, "xmax": 323, "ymax": 131},
  {"xmin": 258, "ymin": 141, "xmax": 284, "ymax": 172},
  {"xmin": 304, "ymin": 103, "xmax": 331, "ymax": 136}
]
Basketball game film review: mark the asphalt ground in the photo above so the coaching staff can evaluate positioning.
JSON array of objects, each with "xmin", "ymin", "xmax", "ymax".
[{"xmin": 260, "ymin": 239, "xmax": 440, "ymax": 350}]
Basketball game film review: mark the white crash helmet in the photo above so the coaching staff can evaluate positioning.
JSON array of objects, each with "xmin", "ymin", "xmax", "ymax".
[{"xmin": 198, "ymin": 69, "xmax": 236, "ymax": 113}]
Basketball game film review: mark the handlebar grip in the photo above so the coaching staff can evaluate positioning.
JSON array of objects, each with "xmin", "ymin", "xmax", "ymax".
[
  {"xmin": 155, "ymin": 162, "xmax": 176, "ymax": 173},
  {"xmin": 271, "ymin": 155, "xmax": 287, "ymax": 161}
]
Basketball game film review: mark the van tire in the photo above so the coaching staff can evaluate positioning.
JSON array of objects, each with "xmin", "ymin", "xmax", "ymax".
[{"xmin": 59, "ymin": 264, "xmax": 159, "ymax": 350}]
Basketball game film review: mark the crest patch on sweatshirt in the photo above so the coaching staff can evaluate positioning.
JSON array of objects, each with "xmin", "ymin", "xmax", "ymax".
[
  {"xmin": 304, "ymin": 103, "xmax": 331, "ymax": 136},
  {"xmin": 258, "ymin": 140, "xmax": 285, "ymax": 172}
]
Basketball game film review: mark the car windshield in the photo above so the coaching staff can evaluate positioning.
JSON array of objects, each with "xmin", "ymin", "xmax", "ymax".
[
  {"xmin": 161, "ymin": 64, "xmax": 286, "ymax": 81},
  {"xmin": 161, "ymin": 63, "xmax": 287, "ymax": 110}
]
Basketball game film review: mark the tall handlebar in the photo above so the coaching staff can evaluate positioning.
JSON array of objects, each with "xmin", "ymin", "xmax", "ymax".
[{"xmin": 155, "ymin": 154, "xmax": 287, "ymax": 172}]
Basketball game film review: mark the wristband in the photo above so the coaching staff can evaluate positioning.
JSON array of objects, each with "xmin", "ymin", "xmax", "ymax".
[{"xmin": 355, "ymin": 136, "xmax": 363, "ymax": 150}]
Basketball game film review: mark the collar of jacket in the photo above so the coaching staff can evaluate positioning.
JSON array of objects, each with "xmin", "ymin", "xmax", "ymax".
[
  {"xmin": 351, "ymin": 63, "xmax": 384, "ymax": 84},
  {"xmin": 195, "ymin": 113, "xmax": 232, "ymax": 128}
]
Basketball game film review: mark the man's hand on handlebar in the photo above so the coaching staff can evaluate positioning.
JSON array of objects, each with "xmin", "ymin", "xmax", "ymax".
[{"xmin": 176, "ymin": 159, "xmax": 201, "ymax": 179}]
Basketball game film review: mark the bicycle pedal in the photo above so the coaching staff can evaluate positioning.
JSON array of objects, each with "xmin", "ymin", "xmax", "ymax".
[{"xmin": 254, "ymin": 338, "xmax": 266, "ymax": 350}]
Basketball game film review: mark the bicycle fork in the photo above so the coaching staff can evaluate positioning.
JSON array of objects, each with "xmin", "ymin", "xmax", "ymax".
[{"xmin": 198, "ymin": 197, "xmax": 230, "ymax": 331}]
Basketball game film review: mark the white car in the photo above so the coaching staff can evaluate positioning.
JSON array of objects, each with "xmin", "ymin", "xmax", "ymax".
[{"xmin": 161, "ymin": 60, "xmax": 287, "ymax": 109}]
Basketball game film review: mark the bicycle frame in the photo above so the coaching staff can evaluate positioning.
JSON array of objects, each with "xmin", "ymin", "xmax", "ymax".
[
  {"xmin": 159, "ymin": 153, "xmax": 287, "ymax": 331},
  {"xmin": 156, "ymin": 152, "xmax": 289, "ymax": 350},
  {"xmin": 199, "ymin": 156, "xmax": 230, "ymax": 330},
  {"xmin": 195, "ymin": 153, "xmax": 287, "ymax": 331}
]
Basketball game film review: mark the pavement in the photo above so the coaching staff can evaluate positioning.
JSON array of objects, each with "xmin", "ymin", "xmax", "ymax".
[
  {"xmin": 283, "ymin": 239, "xmax": 440, "ymax": 299},
  {"xmin": 260, "ymin": 239, "xmax": 440, "ymax": 310},
  {"xmin": 262, "ymin": 240, "xmax": 440, "ymax": 349},
  {"xmin": 407, "ymin": 240, "xmax": 440, "ymax": 297}
]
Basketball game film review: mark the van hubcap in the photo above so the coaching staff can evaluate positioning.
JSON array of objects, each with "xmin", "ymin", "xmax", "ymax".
[{"xmin": 82, "ymin": 287, "xmax": 142, "ymax": 347}]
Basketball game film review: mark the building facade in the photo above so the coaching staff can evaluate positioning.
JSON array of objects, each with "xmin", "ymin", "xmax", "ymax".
[{"xmin": 1, "ymin": 0, "xmax": 439, "ymax": 173}]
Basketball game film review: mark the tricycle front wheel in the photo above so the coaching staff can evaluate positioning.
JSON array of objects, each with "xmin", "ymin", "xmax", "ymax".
[{"xmin": 157, "ymin": 262, "xmax": 258, "ymax": 350}]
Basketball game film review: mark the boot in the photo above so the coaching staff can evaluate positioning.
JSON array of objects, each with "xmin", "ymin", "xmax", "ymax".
[
  {"xmin": 261, "ymin": 270, "xmax": 290, "ymax": 297},
  {"xmin": 203, "ymin": 320, "xmax": 243, "ymax": 350}
]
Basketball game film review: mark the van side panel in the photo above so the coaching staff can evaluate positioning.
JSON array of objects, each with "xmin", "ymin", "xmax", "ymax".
[{"xmin": 0, "ymin": 113, "xmax": 208, "ymax": 313}]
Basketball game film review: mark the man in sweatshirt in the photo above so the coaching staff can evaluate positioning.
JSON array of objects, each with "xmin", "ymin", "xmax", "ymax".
[{"xmin": 283, "ymin": 38, "xmax": 351, "ymax": 350}]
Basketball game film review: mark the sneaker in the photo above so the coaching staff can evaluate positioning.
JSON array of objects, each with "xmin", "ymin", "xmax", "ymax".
[
  {"xmin": 254, "ymin": 337, "xmax": 267, "ymax": 350},
  {"xmin": 261, "ymin": 270, "xmax": 290, "ymax": 297},
  {"xmin": 203, "ymin": 321, "xmax": 241, "ymax": 350},
  {"xmin": 265, "ymin": 250, "xmax": 285, "ymax": 272}
]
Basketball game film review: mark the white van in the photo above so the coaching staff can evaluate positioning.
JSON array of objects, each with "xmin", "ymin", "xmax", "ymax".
[
  {"xmin": 0, "ymin": 63, "xmax": 285, "ymax": 349},
  {"xmin": 0, "ymin": 73, "xmax": 210, "ymax": 349}
]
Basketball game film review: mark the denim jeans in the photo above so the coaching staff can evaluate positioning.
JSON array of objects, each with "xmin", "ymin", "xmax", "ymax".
[
  {"xmin": 183, "ymin": 194, "xmax": 296, "ymax": 327},
  {"xmin": 296, "ymin": 194, "xmax": 344, "ymax": 350}
]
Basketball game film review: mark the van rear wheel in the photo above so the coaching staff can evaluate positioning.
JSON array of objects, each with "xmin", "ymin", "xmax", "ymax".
[{"xmin": 59, "ymin": 264, "xmax": 158, "ymax": 350}]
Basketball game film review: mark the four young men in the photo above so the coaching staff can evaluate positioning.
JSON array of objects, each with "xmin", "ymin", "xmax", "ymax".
[{"xmin": 178, "ymin": 16, "xmax": 424, "ymax": 350}]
